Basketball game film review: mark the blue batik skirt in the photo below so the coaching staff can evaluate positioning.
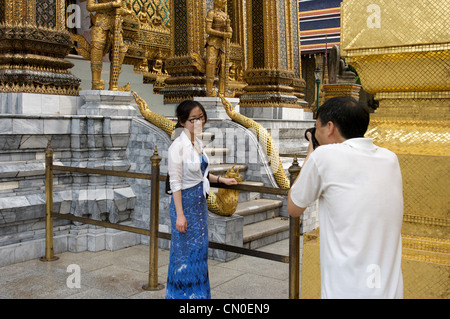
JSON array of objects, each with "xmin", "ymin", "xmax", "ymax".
[{"xmin": 166, "ymin": 182, "xmax": 210, "ymax": 299}]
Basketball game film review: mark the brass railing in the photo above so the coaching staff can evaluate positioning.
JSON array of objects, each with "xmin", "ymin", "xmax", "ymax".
[{"xmin": 41, "ymin": 145, "xmax": 303, "ymax": 298}]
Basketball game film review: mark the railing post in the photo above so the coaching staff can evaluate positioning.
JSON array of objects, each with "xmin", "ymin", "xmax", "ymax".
[
  {"xmin": 288, "ymin": 155, "xmax": 301, "ymax": 299},
  {"xmin": 40, "ymin": 142, "xmax": 58, "ymax": 262},
  {"xmin": 143, "ymin": 146, "xmax": 164, "ymax": 291}
]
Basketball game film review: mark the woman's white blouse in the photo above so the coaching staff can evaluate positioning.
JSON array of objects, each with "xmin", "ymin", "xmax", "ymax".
[{"xmin": 168, "ymin": 130, "xmax": 210, "ymax": 197}]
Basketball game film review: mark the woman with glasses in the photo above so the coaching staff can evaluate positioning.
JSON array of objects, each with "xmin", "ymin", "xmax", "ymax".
[{"xmin": 166, "ymin": 100, "xmax": 238, "ymax": 299}]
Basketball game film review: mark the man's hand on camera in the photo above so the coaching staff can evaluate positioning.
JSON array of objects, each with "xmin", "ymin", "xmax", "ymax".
[{"xmin": 306, "ymin": 131, "xmax": 314, "ymax": 157}]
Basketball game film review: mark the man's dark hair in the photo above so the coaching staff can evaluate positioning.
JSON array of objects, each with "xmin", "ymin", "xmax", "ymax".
[{"xmin": 317, "ymin": 96, "xmax": 370, "ymax": 139}]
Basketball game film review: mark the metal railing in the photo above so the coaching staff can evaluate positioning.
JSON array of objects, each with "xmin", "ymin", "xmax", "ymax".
[{"xmin": 41, "ymin": 145, "xmax": 302, "ymax": 298}]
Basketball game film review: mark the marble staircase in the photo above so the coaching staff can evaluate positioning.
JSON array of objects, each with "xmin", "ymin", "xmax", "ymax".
[
  {"xmin": 199, "ymin": 105, "xmax": 315, "ymax": 255},
  {"xmin": 204, "ymin": 130, "xmax": 291, "ymax": 253}
]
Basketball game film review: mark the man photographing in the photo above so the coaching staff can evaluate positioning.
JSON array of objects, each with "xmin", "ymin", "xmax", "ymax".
[{"xmin": 287, "ymin": 97, "xmax": 404, "ymax": 298}]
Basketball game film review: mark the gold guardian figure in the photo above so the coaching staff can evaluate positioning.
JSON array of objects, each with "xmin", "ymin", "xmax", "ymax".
[
  {"xmin": 74, "ymin": 0, "xmax": 133, "ymax": 90},
  {"xmin": 205, "ymin": 0, "xmax": 233, "ymax": 97}
]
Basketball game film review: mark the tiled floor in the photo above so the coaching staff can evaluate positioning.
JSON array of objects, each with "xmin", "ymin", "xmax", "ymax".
[{"xmin": 0, "ymin": 239, "xmax": 291, "ymax": 299}]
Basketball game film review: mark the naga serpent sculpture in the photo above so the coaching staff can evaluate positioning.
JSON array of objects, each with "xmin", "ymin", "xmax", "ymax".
[
  {"xmin": 218, "ymin": 95, "xmax": 290, "ymax": 190},
  {"xmin": 132, "ymin": 91, "xmax": 290, "ymax": 215}
]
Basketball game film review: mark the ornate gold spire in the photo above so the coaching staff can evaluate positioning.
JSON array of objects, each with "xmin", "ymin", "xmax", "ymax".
[{"xmin": 0, "ymin": 0, "xmax": 80, "ymax": 96}]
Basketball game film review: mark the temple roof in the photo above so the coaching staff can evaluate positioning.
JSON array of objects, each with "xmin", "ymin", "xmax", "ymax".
[{"xmin": 299, "ymin": 0, "xmax": 342, "ymax": 54}]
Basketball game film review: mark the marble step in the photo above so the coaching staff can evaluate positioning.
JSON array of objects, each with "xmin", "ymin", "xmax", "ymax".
[
  {"xmin": 235, "ymin": 198, "xmax": 283, "ymax": 226},
  {"xmin": 199, "ymin": 132, "xmax": 215, "ymax": 146},
  {"xmin": 204, "ymin": 147, "xmax": 228, "ymax": 155},
  {"xmin": 204, "ymin": 147, "xmax": 228, "ymax": 164},
  {"xmin": 243, "ymin": 217, "xmax": 290, "ymax": 250},
  {"xmin": 236, "ymin": 181, "xmax": 264, "ymax": 202}
]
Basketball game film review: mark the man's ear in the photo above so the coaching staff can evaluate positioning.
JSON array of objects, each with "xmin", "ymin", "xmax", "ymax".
[
  {"xmin": 326, "ymin": 121, "xmax": 335, "ymax": 137},
  {"xmin": 327, "ymin": 121, "xmax": 345, "ymax": 143}
]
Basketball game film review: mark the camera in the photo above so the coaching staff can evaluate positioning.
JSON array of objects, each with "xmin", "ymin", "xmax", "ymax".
[{"xmin": 305, "ymin": 127, "xmax": 320, "ymax": 149}]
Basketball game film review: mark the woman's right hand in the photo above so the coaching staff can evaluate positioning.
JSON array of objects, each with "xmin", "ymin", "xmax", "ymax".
[{"xmin": 176, "ymin": 214, "xmax": 187, "ymax": 233}]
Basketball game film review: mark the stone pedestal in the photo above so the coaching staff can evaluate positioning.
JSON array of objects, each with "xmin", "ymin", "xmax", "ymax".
[
  {"xmin": 208, "ymin": 212, "xmax": 244, "ymax": 262},
  {"xmin": 0, "ymin": 92, "xmax": 82, "ymax": 115},
  {"xmin": 78, "ymin": 90, "xmax": 137, "ymax": 117},
  {"xmin": 240, "ymin": 102, "xmax": 313, "ymax": 121}
]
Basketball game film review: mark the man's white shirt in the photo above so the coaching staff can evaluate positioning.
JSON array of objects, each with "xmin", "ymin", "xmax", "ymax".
[{"xmin": 290, "ymin": 138, "xmax": 404, "ymax": 299}]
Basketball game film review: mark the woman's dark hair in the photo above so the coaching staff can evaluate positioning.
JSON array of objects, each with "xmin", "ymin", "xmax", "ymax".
[
  {"xmin": 317, "ymin": 96, "xmax": 370, "ymax": 139},
  {"xmin": 175, "ymin": 100, "xmax": 208, "ymax": 128}
]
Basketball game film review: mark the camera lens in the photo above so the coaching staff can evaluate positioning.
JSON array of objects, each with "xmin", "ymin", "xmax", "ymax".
[{"xmin": 305, "ymin": 127, "xmax": 320, "ymax": 149}]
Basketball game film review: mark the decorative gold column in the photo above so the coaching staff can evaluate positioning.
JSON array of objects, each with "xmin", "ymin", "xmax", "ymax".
[
  {"xmin": 240, "ymin": 0, "xmax": 306, "ymax": 109},
  {"xmin": 160, "ymin": 0, "xmax": 208, "ymax": 103},
  {"xmin": 340, "ymin": 0, "xmax": 449, "ymax": 298},
  {"xmin": 161, "ymin": 0, "xmax": 247, "ymax": 103},
  {"xmin": 0, "ymin": 0, "xmax": 80, "ymax": 96},
  {"xmin": 123, "ymin": 0, "xmax": 171, "ymax": 94}
]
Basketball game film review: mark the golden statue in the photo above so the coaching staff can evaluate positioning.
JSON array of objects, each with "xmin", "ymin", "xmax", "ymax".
[
  {"xmin": 205, "ymin": 0, "xmax": 233, "ymax": 97},
  {"xmin": 151, "ymin": 7, "xmax": 165, "ymax": 28},
  {"xmin": 137, "ymin": 4, "xmax": 152, "ymax": 27},
  {"xmin": 72, "ymin": 0, "xmax": 133, "ymax": 90}
]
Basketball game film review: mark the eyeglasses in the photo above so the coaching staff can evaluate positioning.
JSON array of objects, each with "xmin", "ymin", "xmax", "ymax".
[{"xmin": 188, "ymin": 115, "xmax": 205, "ymax": 123}]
